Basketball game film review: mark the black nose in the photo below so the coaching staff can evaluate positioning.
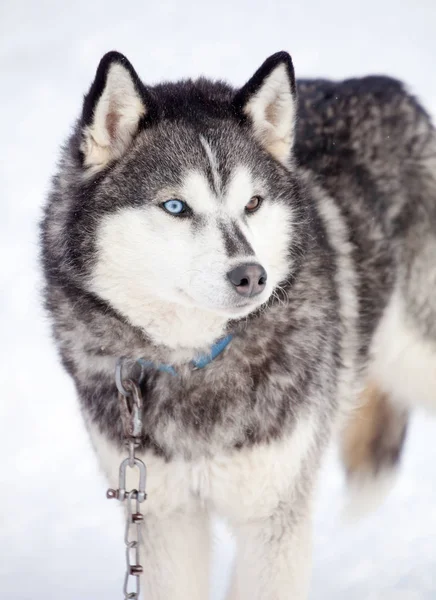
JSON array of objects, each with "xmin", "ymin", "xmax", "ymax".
[{"xmin": 227, "ymin": 263, "xmax": 267, "ymax": 297}]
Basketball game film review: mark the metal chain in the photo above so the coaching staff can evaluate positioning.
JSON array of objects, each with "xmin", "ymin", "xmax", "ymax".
[
  {"xmin": 107, "ymin": 358, "xmax": 147, "ymax": 600},
  {"xmin": 124, "ymin": 490, "xmax": 144, "ymax": 598}
]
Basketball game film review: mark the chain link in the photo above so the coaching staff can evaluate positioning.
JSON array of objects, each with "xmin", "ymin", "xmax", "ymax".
[{"xmin": 107, "ymin": 359, "xmax": 147, "ymax": 600}]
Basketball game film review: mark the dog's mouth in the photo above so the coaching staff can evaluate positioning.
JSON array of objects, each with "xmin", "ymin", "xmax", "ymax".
[
  {"xmin": 176, "ymin": 288, "xmax": 269, "ymax": 317},
  {"xmin": 221, "ymin": 301, "xmax": 256, "ymax": 312}
]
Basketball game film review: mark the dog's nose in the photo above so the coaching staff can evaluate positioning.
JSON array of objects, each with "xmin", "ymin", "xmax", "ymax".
[{"xmin": 227, "ymin": 263, "xmax": 267, "ymax": 297}]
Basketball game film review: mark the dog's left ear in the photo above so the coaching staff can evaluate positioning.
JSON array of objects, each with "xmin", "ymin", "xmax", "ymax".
[{"xmin": 233, "ymin": 52, "xmax": 297, "ymax": 165}]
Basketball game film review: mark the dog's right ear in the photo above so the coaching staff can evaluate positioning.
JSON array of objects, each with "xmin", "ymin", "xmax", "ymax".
[{"xmin": 80, "ymin": 52, "xmax": 154, "ymax": 172}]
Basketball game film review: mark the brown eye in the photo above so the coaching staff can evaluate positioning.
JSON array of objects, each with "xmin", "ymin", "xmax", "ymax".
[{"xmin": 245, "ymin": 195, "xmax": 263, "ymax": 213}]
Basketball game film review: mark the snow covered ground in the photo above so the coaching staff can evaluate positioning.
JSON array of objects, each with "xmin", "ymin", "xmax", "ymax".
[{"xmin": 1, "ymin": 1, "xmax": 436, "ymax": 598}]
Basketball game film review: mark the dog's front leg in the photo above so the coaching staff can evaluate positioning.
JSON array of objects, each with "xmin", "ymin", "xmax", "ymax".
[
  {"xmin": 226, "ymin": 502, "xmax": 313, "ymax": 600},
  {"xmin": 139, "ymin": 507, "xmax": 210, "ymax": 600}
]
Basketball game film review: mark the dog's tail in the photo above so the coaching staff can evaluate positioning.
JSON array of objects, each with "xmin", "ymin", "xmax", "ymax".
[{"xmin": 340, "ymin": 381, "xmax": 409, "ymax": 518}]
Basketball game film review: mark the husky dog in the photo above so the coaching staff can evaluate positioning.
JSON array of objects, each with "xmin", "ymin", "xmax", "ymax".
[{"xmin": 40, "ymin": 50, "xmax": 436, "ymax": 599}]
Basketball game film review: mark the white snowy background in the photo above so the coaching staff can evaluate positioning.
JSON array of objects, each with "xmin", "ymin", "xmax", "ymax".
[{"xmin": 1, "ymin": 1, "xmax": 436, "ymax": 598}]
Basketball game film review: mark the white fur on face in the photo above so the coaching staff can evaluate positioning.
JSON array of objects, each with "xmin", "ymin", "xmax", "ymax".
[
  {"xmin": 90, "ymin": 165, "xmax": 292, "ymax": 349},
  {"xmin": 223, "ymin": 166, "xmax": 293, "ymax": 306},
  {"xmin": 80, "ymin": 63, "xmax": 146, "ymax": 173},
  {"xmin": 244, "ymin": 63, "xmax": 296, "ymax": 165}
]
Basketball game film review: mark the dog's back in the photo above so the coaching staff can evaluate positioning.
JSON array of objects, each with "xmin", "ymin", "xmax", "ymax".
[{"xmin": 301, "ymin": 76, "xmax": 436, "ymax": 501}]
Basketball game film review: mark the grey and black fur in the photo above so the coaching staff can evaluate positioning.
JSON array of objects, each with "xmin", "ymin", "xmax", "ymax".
[{"xmin": 40, "ymin": 50, "xmax": 436, "ymax": 598}]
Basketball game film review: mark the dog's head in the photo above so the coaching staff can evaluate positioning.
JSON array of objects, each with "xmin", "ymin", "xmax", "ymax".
[{"xmin": 51, "ymin": 52, "xmax": 306, "ymax": 347}]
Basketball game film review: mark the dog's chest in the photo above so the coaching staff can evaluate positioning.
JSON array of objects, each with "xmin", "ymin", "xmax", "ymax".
[
  {"xmin": 141, "ymin": 347, "xmax": 303, "ymax": 459},
  {"xmin": 88, "ymin": 414, "xmax": 318, "ymax": 521}
]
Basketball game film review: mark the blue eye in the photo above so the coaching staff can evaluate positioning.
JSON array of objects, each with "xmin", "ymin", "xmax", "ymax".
[{"xmin": 162, "ymin": 199, "xmax": 187, "ymax": 215}]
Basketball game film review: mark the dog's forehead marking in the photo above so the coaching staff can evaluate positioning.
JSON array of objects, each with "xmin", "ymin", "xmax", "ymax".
[
  {"xmin": 199, "ymin": 135, "xmax": 221, "ymax": 195},
  {"xmin": 181, "ymin": 164, "xmax": 254, "ymax": 218}
]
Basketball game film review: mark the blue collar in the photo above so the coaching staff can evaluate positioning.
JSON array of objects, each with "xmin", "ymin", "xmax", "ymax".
[{"xmin": 137, "ymin": 334, "xmax": 233, "ymax": 376}]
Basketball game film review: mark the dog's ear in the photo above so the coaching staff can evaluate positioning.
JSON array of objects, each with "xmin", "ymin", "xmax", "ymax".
[
  {"xmin": 233, "ymin": 52, "xmax": 297, "ymax": 165},
  {"xmin": 80, "ymin": 51, "xmax": 155, "ymax": 172}
]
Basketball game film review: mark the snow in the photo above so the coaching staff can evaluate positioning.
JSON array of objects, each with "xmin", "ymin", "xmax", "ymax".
[{"xmin": 1, "ymin": 1, "xmax": 436, "ymax": 598}]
